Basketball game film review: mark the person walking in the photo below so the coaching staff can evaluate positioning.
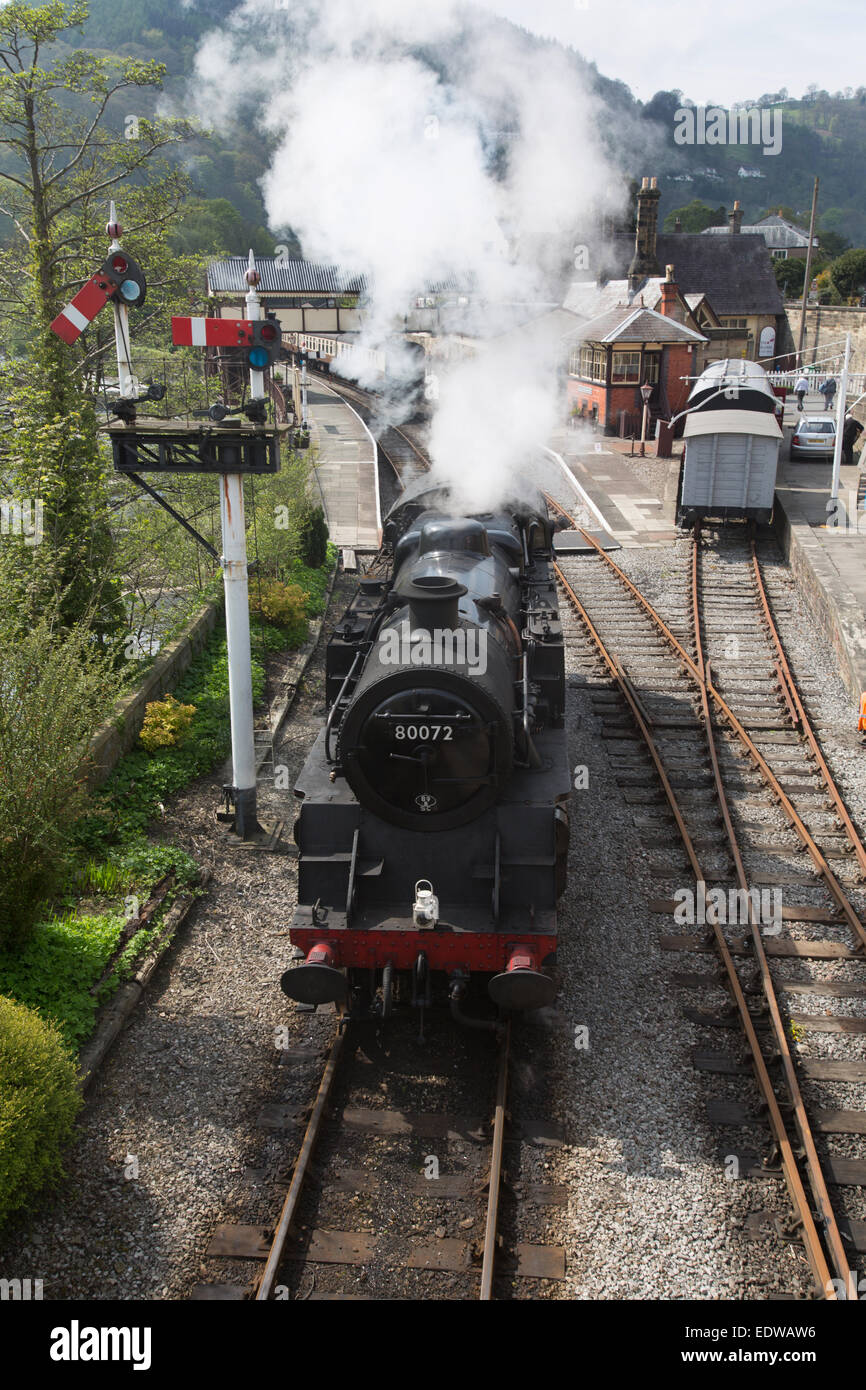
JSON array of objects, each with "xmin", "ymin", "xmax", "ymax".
[
  {"xmin": 841, "ymin": 414, "xmax": 863, "ymax": 468},
  {"xmin": 821, "ymin": 376, "xmax": 838, "ymax": 412},
  {"xmin": 794, "ymin": 372, "xmax": 809, "ymax": 412}
]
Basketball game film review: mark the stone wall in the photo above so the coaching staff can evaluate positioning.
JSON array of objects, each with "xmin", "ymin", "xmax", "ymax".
[
  {"xmin": 84, "ymin": 598, "xmax": 221, "ymax": 789},
  {"xmin": 784, "ymin": 303, "xmax": 866, "ymax": 366}
]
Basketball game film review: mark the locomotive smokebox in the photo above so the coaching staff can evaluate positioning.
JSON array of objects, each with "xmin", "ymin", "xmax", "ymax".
[
  {"xmin": 396, "ymin": 573, "xmax": 467, "ymax": 632},
  {"xmin": 281, "ymin": 943, "xmax": 347, "ymax": 1006}
]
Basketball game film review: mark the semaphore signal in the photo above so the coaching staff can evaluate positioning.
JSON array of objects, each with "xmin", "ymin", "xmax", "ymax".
[
  {"xmin": 171, "ymin": 314, "xmax": 282, "ymax": 371},
  {"xmin": 50, "ymin": 208, "xmax": 146, "ymax": 346}
]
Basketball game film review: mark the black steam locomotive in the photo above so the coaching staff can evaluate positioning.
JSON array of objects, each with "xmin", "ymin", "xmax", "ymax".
[{"xmin": 280, "ymin": 477, "xmax": 570, "ymax": 1023}]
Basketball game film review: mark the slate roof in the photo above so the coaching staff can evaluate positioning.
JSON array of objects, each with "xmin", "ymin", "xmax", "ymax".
[
  {"xmin": 208, "ymin": 257, "xmax": 367, "ymax": 296},
  {"xmin": 652, "ymin": 234, "xmax": 784, "ymax": 316},
  {"xmin": 600, "ymin": 228, "xmax": 784, "ymax": 317},
  {"xmin": 702, "ymin": 214, "xmax": 817, "ymax": 251},
  {"xmin": 576, "ymin": 304, "xmax": 707, "ymax": 345}
]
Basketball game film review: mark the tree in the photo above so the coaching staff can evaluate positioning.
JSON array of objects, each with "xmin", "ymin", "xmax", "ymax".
[
  {"xmin": 828, "ymin": 248, "xmax": 866, "ymax": 302},
  {"xmin": 774, "ymin": 257, "xmax": 807, "ymax": 298},
  {"xmin": 663, "ymin": 199, "xmax": 727, "ymax": 233},
  {"xmin": 0, "ymin": 2, "xmax": 194, "ymax": 632}
]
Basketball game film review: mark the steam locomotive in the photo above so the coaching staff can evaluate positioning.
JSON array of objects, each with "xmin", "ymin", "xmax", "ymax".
[{"xmin": 280, "ymin": 477, "xmax": 571, "ymax": 1023}]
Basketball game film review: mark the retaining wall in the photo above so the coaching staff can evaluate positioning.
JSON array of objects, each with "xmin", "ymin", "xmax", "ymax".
[{"xmin": 85, "ymin": 599, "xmax": 221, "ymax": 789}]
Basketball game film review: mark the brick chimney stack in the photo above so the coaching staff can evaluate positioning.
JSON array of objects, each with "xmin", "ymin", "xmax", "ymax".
[
  {"xmin": 628, "ymin": 176, "xmax": 661, "ymax": 292},
  {"xmin": 659, "ymin": 263, "xmax": 679, "ymax": 318},
  {"xmin": 729, "ymin": 200, "xmax": 743, "ymax": 235},
  {"xmin": 674, "ymin": 216, "xmax": 682, "ymax": 233}
]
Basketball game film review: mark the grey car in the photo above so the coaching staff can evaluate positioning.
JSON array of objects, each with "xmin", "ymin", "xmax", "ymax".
[{"xmin": 790, "ymin": 414, "xmax": 836, "ymax": 461}]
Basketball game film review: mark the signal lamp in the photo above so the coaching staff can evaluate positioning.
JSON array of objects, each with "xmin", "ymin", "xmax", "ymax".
[
  {"xmin": 246, "ymin": 316, "xmax": 282, "ymax": 372},
  {"xmin": 99, "ymin": 251, "xmax": 146, "ymax": 308}
]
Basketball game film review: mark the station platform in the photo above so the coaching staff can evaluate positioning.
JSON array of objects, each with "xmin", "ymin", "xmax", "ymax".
[
  {"xmin": 774, "ymin": 455, "xmax": 866, "ymax": 715},
  {"xmin": 306, "ymin": 383, "xmax": 381, "ymax": 553},
  {"xmin": 547, "ymin": 426, "xmax": 680, "ymax": 548}
]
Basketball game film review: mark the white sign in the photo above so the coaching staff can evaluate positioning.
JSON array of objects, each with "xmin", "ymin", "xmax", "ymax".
[{"xmin": 758, "ymin": 326, "xmax": 776, "ymax": 358}]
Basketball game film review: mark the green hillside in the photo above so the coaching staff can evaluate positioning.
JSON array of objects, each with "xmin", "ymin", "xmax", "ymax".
[{"xmin": 27, "ymin": 3, "xmax": 866, "ymax": 255}]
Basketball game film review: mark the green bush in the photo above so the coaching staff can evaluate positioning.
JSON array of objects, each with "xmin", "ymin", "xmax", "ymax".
[
  {"xmin": 75, "ymin": 632, "xmax": 265, "ymax": 848},
  {"xmin": 139, "ymin": 694, "xmax": 197, "ymax": 752},
  {"xmin": 299, "ymin": 505, "xmax": 329, "ymax": 568},
  {"xmin": 0, "ymin": 613, "xmax": 123, "ymax": 947},
  {"xmin": 0, "ymin": 995, "xmax": 82, "ymax": 1228},
  {"xmin": 249, "ymin": 579, "xmax": 308, "ymax": 647}
]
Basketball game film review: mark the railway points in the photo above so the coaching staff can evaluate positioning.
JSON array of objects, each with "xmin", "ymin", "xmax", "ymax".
[{"xmin": 550, "ymin": 494, "xmax": 866, "ymax": 1299}]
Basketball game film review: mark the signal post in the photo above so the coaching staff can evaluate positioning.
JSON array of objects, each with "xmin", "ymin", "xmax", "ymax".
[{"xmin": 53, "ymin": 221, "xmax": 283, "ymax": 843}]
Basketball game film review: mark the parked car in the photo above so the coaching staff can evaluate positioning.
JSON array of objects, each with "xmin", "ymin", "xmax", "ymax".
[{"xmin": 790, "ymin": 415, "xmax": 836, "ymax": 461}]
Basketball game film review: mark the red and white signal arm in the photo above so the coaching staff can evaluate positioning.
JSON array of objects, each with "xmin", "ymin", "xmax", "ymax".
[
  {"xmin": 171, "ymin": 317, "xmax": 256, "ymax": 348},
  {"xmin": 51, "ymin": 252, "xmax": 146, "ymax": 344},
  {"xmin": 50, "ymin": 267, "xmax": 120, "ymax": 345}
]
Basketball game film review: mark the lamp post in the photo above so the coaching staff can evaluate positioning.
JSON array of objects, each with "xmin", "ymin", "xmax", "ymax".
[{"xmin": 639, "ymin": 383, "xmax": 653, "ymax": 457}]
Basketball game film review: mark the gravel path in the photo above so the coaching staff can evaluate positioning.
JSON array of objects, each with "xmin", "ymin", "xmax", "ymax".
[{"xmin": 0, "ymin": 579, "xmax": 354, "ymax": 1300}]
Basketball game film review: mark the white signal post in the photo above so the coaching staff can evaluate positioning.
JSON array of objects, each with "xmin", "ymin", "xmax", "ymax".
[
  {"xmin": 220, "ymin": 248, "xmax": 263, "ymax": 838},
  {"xmin": 106, "ymin": 203, "xmax": 138, "ymax": 399},
  {"xmin": 830, "ymin": 332, "xmax": 851, "ymax": 506}
]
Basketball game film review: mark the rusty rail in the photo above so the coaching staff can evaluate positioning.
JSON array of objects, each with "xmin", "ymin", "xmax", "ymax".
[
  {"xmin": 749, "ymin": 530, "xmax": 866, "ymax": 880},
  {"xmin": 254, "ymin": 1025, "xmax": 347, "ymax": 1301},
  {"xmin": 544, "ymin": 494, "xmax": 866, "ymax": 958},
  {"xmin": 553, "ymin": 556, "xmax": 841, "ymax": 1297},
  {"xmin": 480, "ymin": 1020, "xmax": 511, "ymax": 1301},
  {"xmin": 690, "ymin": 530, "xmax": 851, "ymax": 1296}
]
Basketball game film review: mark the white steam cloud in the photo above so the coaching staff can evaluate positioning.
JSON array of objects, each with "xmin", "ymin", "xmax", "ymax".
[{"xmin": 193, "ymin": 0, "xmax": 627, "ymax": 510}]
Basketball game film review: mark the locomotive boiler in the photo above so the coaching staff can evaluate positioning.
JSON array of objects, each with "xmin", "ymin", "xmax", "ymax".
[{"xmin": 280, "ymin": 476, "xmax": 571, "ymax": 1023}]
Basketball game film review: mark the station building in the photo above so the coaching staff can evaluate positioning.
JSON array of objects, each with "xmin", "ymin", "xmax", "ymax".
[
  {"xmin": 207, "ymin": 257, "xmax": 366, "ymax": 334},
  {"xmin": 563, "ymin": 269, "xmax": 708, "ymax": 434},
  {"xmin": 568, "ymin": 178, "xmax": 788, "ymax": 367}
]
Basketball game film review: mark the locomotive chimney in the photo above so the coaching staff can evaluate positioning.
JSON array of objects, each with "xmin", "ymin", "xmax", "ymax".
[{"xmin": 397, "ymin": 574, "xmax": 467, "ymax": 632}]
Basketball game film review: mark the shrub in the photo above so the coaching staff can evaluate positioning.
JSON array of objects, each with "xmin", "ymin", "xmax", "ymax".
[
  {"xmin": 139, "ymin": 695, "xmax": 197, "ymax": 753},
  {"xmin": 0, "ymin": 995, "xmax": 82, "ymax": 1228},
  {"xmin": 0, "ymin": 612, "xmax": 123, "ymax": 947},
  {"xmin": 75, "ymin": 633, "xmax": 265, "ymax": 849},
  {"xmin": 249, "ymin": 579, "xmax": 308, "ymax": 647},
  {"xmin": 299, "ymin": 505, "xmax": 329, "ymax": 568}
]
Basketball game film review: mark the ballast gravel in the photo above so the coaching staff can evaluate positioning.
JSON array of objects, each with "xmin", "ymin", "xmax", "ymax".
[{"xmin": 1, "ymin": 521, "xmax": 864, "ymax": 1302}]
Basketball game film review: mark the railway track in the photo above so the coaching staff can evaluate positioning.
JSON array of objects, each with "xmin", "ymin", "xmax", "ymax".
[
  {"xmin": 194, "ymin": 1011, "xmax": 566, "ymax": 1300},
  {"xmin": 308, "ymin": 369, "xmax": 432, "ymax": 486},
  {"xmin": 549, "ymin": 495, "xmax": 866, "ymax": 1299}
]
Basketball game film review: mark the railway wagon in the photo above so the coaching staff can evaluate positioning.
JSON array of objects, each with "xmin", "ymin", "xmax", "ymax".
[
  {"xmin": 280, "ymin": 477, "xmax": 571, "ymax": 1025},
  {"xmin": 677, "ymin": 359, "xmax": 783, "ymax": 526}
]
